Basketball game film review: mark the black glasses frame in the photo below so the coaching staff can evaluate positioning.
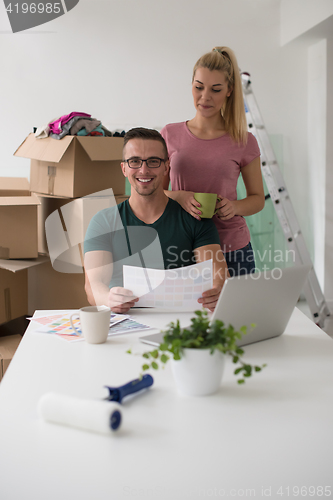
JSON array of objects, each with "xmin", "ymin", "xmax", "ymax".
[{"xmin": 124, "ymin": 157, "xmax": 166, "ymax": 169}]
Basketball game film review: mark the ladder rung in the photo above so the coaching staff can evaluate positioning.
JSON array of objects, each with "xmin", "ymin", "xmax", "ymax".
[
  {"xmin": 248, "ymin": 123, "xmax": 264, "ymax": 130},
  {"xmin": 318, "ymin": 301, "xmax": 329, "ymax": 315},
  {"xmin": 266, "ymin": 160, "xmax": 278, "ymax": 165}
]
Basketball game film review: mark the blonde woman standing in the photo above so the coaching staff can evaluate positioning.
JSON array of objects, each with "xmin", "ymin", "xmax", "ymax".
[{"xmin": 161, "ymin": 46, "xmax": 265, "ymax": 276}]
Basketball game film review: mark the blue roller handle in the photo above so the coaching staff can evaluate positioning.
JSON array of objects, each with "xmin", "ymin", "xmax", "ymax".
[{"xmin": 105, "ymin": 374, "xmax": 154, "ymax": 403}]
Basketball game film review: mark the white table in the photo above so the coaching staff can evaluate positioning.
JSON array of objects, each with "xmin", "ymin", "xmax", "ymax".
[{"xmin": 0, "ymin": 308, "xmax": 333, "ymax": 500}]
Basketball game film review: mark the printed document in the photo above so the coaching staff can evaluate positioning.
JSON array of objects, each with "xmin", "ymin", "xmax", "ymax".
[{"xmin": 123, "ymin": 259, "xmax": 213, "ymax": 310}]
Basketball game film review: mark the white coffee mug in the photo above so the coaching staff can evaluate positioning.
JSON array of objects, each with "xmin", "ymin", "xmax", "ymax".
[{"xmin": 70, "ymin": 306, "xmax": 111, "ymax": 344}]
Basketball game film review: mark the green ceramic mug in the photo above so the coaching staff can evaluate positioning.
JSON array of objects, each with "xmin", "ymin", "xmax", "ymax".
[{"xmin": 194, "ymin": 193, "xmax": 222, "ymax": 218}]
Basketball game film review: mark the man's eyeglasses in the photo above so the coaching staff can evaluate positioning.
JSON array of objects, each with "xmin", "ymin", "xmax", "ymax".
[{"xmin": 124, "ymin": 157, "xmax": 166, "ymax": 169}]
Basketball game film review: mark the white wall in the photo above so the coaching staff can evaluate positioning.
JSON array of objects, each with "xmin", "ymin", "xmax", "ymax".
[
  {"xmin": 280, "ymin": 0, "xmax": 333, "ymax": 300},
  {"xmin": 308, "ymin": 39, "xmax": 326, "ymax": 291},
  {"xmin": 281, "ymin": 0, "xmax": 333, "ymax": 45},
  {"xmin": 0, "ymin": 0, "xmax": 331, "ymax": 300},
  {"xmin": 1, "ymin": 0, "xmax": 310, "ymax": 241},
  {"xmin": 0, "ymin": 0, "xmax": 284, "ymax": 180},
  {"xmin": 325, "ymin": 37, "xmax": 333, "ymax": 300}
]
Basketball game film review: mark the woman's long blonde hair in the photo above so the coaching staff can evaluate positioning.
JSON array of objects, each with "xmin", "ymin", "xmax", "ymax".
[{"xmin": 192, "ymin": 46, "xmax": 247, "ymax": 144}]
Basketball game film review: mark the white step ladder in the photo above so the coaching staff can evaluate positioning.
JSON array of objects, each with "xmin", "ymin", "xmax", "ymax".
[{"xmin": 241, "ymin": 72, "xmax": 330, "ymax": 328}]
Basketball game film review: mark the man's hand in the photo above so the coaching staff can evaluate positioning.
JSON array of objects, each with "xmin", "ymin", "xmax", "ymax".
[
  {"xmin": 197, "ymin": 286, "xmax": 222, "ymax": 312},
  {"xmin": 108, "ymin": 287, "xmax": 139, "ymax": 313}
]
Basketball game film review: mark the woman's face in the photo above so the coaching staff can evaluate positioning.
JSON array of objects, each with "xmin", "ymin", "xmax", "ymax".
[{"xmin": 192, "ymin": 67, "xmax": 232, "ymax": 119}]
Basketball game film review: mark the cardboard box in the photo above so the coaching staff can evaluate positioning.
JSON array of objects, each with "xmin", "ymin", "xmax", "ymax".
[
  {"xmin": 0, "ymin": 254, "xmax": 49, "ymax": 273},
  {"xmin": 14, "ymin": 134, "xmax": 125, "ymax": 198},
  {"xmin": 28, "ymin": 261, "xmax": 90, "ymax": 313},
  {"xmin": 34, "ymin": 190, "xmax": 129, "ymax": 271},
  {"xmin": 0, "ymin": 268, "xmax": 28, "ymax": 325},
  {"xmin": 0, "ymin": 257, "xmax": 48, "ymax": 327},
  {"xmin": 0, "ymin": 195, "xmax": 40, "ymax": 259},
  {"xmin": 0, "ymin": 177, "xmax": 30, "ymax": 196},
  {"xmin": 115, "ymin": 195, "xmax": 129, "ymax": 204},
  {"xmin": 34, "ymin": 193, "xmax": 72, "ymax": 255},
  {"xmin": 0, "ymin": 334, "xmax": 22, "ymax": 381},
  {"xmin": 0, "ymin": 315, "xmax": 29, "ymax": 338},
  {"xmin": 1, "ymin": 254, "xmax": 89, "ymax": 318},
  {"xmin": 0, "ymin": 255, "xmax": 49, "ymax": 324}
]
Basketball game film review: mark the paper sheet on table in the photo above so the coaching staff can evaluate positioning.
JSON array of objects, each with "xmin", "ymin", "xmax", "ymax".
[{"xmin": 123, "ymin": 259, "xmax": 213, "ymax": 310}]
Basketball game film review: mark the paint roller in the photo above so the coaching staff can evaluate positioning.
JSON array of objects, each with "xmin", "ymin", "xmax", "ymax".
[{"xmin": 38, "ymin": 374, "xmax": 154, "ymax": 435}]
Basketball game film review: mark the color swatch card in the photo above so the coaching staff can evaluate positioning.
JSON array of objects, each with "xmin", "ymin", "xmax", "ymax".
[
  {"xmin": 30, "ymin": 313, "xmax": 131, "ymax": 342},
  {"xmin": 31, "ymin": 313, "xmax": 82, "ymax": 339},
  {"xmin": 123, "ymin": 259, "xmax": 213, "ymax": 310},
  {"xmin": 107, "ymin": 318, "xmax": 152, "ymax": 336}
]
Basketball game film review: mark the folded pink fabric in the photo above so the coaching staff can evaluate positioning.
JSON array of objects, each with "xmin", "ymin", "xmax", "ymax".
[{"xmin": 49, "ymin": 112, "xmax": 91, "ymax": 134}]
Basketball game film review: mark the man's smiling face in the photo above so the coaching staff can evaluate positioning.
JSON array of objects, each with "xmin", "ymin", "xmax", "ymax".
[{"xmin": 121, "ymin": 139, "xmax": 169, "ymax": 197}]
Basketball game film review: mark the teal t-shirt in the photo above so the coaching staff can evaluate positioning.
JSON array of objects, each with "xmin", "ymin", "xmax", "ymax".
[{"xmin": 84, "ymin": 198, "xmax": 220, "ymax": 288}]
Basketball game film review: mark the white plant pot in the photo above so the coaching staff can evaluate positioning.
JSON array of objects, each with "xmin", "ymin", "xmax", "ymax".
[{"xmin": 171, "ymin": 348, "xmax": 225, "ymax": 397}]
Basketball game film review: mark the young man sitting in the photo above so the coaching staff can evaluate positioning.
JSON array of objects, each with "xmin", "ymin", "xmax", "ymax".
[{"xmin": 84, "ymin": 127, "xmax": 229, "ymax": 313}]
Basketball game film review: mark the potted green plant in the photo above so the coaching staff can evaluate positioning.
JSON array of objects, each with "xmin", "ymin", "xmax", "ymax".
[{"xmin": 129, "ymin": 310, "xmax": 266, "ymax": 396}]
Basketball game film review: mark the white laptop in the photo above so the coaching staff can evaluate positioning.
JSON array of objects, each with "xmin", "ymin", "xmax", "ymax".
[{"xmin": 139, "ymin": 265, "xmax": 311, "ymax": 348}]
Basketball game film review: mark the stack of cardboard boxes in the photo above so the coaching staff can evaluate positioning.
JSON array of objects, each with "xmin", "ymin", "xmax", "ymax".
[
  {"xmin": 0, "ymin": 177, "xmax": 39, "ymax": 328},
  {"xmin": 0, "ymin": 177, "xmax": 39, "ymax": 260},
  {"xmin": 0, "ymin": 134, "xmax": 128, "ymax": 378},
  {"xmin": 0, "ymin": 177, "xmax": 40, "ymax": 380}
]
